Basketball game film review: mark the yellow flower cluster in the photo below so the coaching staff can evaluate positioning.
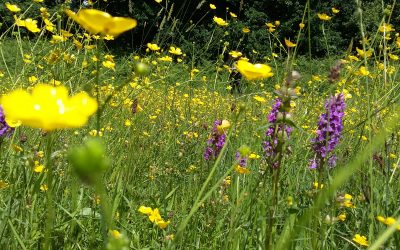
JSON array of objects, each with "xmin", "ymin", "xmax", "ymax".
[
  {"xmin": 377, "ymin": 215, "xmax": 400, "ymax": 230},
  {"xmin": 138, "ymin": 206, "xmax": 170, "ymax": 229},
  {"xmin": 1, "ymin": 84, "xmax": 97, "ymax": 131}
]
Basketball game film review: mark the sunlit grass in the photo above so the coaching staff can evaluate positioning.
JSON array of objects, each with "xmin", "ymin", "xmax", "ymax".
[{"xmin": 0, "ymin": 1, "xmax": 399, "ymax": 249}]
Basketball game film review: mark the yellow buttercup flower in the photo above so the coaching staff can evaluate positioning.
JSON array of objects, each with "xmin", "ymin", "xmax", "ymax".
[
  {"xmin": 5, "ymin": 2, "xmax": 21, "ymax": 12},
  {"xmin": 148, "ymin": 208, "xmax": 162, "ymax": 222},
  {"xmin": 317, "ymin": 13, "xmax": 332, "ymax": 21},
  {"xmin": 356, "ymin": 47, "xmax": 373, "ymax": 58},
  {"xmin": 159, "ymin": 56, "xmax": 173, "ymax": 62},
  {"xmin": 213, "ymin": 16, "xmax": 228, "ymax": 27},
  {"xmin": 229, "ymin": 12, "xmax": 237, "ymax": 18},
  {"xmin": 284, "ymin": 38, "xmax": 297, "ymax": 48},
  {"xmin": 156, "ymin": 219, "xmax": 170, "ymax": 229},
  {"xmin": 15, "ymin": 17, "xmax": 41, "ymax": 33},
  {"xmin": 388, "ymin": 53, "xmax": 399, "ymax": 60},
  {"xmin": 217, "ymin": 119, "xmax": 231, "ymax": 134},
  {"xmin": 138, "ymin": 206, "xmax": 153, "ymax": 215},
  {"xmin": 1, "ymin": 84, "xmax": 97, "ymax": 131},
  {"xmin": 352, "ymin": 234, "xmax": 369, "ymax": 247},
  {"xmin": 356, "ymin": 66, "xmax": 370, "ymax": 76},
  {"xmin": 228, "ymin": 50, "xmax": 242, "ymax": 58},
  {"xmin": 379, "ymin": 23, "xmax": 395, "ymax": 33},
  {"xmin": 331, "ymin": 7, "xmax": 340, "ymax": 14},
  {"xmin": 147, "ymin": 43, "xmax": 160, "ymax": 51},
  {"xmin": 169, "ymin": 46, "xmax": 183, "ymax": 55},
  {"xmin": 65, "ymin": 9, "xmax": 137, "ymax": 36},
  {"xmin": 209, "ymin": 4, "xmax": 216, "ymax": 10},
  {"xmin": 236, "ymin": 59, "xmax": 273, "ymax": 80},
  {"xmin": 110, "ymin": 230, "xmax": 121, "ymax": 239},
  {"xmin": 235, "ymin": 165, "xmax": 250, "ymax": 174},
  {"xmin": 253, "ymin": 95, "xmax": 266, "ymax": 103},
  {"xmin": 242, "ymin": 27, "xmax": 250, "ymax": 33}
]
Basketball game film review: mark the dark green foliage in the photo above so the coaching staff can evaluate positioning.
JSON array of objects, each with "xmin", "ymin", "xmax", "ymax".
[{"xmin": 0, "ymin": 0, "xmax": 398, "ymax": 57}]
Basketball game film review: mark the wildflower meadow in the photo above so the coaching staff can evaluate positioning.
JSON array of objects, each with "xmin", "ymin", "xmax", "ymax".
[{"xmin": 0, "ymin": 0, "xmax": 400, "ymax": 249}]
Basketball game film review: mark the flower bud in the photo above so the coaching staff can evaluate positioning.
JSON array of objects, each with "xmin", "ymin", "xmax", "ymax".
[
  {"xmin": 133, "ymin": 62, "xmax": 150, "ymax": 76},
  {"xmin": 68, "ymin": 138, "xmax": 109, "ymax": 185}
]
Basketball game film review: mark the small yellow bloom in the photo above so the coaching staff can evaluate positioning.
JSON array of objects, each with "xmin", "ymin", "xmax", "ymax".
[
  {"xmin": 235, "ymin": 165, "xmax": 250, "ymax": 174},
  {"xmin": 299, "ymin": 23, "xmax": 305, "ymax": 29},
  {"xmin": 34, "ymin": 164, "xmax": 45, "ymax": 173},
  {"xmin": 348, "ymin": 55, "xmax": 360, "ymax": 61},
  {"xmin": 265, "ymin": 23, "xmax": 275, "ymax": 32},
  {"xmin": 229, "ymin": 51, "xmax": 242, "ymax": 58},
  {"xmin": 0, "ymin": 180, "xmax": 9, "ymax": 189},
  {"xmin": 236, "ymin": 59, "xmax": 273, "ymax": 80},
  {"xmin": 155, "ymin": 0, "xmax": 162, "ymax": 3},
  {"xmin": 102, "ymin": 60, "xmax": 115, "ymax": 70},
  {"xmin": 147, "ymin": 43, "xmax": 160, "ymax": 51},
  {"xmin": 242, "ymin": 27, "xmax": 250, "ymax": 33},
  {"xmin": 40, "ymin": 184, "xmax": 48, "ymax": 191},
  {"xmin": 248, "ymin": 153, "xmax": 260, "ymax": 159},
  {"xmin": 331, "ymin": 7, "xmax": 340, "ymax": 14},
  {"xmin": 156, "ymin": 219, "xmax": 170, "ymax": 229},
  {"xmin": 65, "ymin": 9, "xmax": 137, "ymax": 36},
  {"xmin": 313, "ymin": 182, "xmax": 324, "ymax": 189},
  {"xmin": 376, "ymin": 216, "xmax": 385, "ymax": 223},
  {"xmin": 149, "ymin": 208, "xmax": 162, "ymax": 222},
  {"xmin": 253, "ymin": 95, "xmax": 266, "ymax": 103},
  {"xmin": 317, "ymin": 13, "xmax": 332, "ymax": 21},
  {"xmin": 287, "ymin": 196, "xmax": 293, "ymax": 206},
  {"xmin": 104, "ymin": 35, "xmax": 114, "ymax": 40},
  {"xmin": 209, "ymin": 4, "xmax": 216, "ymax": 10},
  {"xmin": 217, "ymin": 120, "xmax": 231, "ymax": 134},
  {"xmin": 284, "ymin": 38, "xmax": 296, "ymax": 48},
  {"xmin": 229, "ymin": 12, "xmax": 237, "ymax": 18},
  {"xmin": 110, "ymin": 230, "xmax": 121, "ymax": 239},
  {"xmin": 13, "ymin": 144, "xmax": 23, "ymax": 152},
  {"xmin": 28, "ymin": 76, "xmax": 38, "ymax": 83},
  {"xmin": 159, "ymin": 56, "xmax": 173, "ymax": 62},
  {"xmin": 379, "ymin": 23, "xmax": 395, "ymax": 33},
  {"xmin": 213, "ymin": 16, "xmax": 228, "ymax": 27},
  {"xmin": 357, "ymin": 66, "xmax": 370, "ymax": 76},
  {"xmin": 337, "ymin": 213, "xmax": 346, "ymax": 221},
  {"xmin": 124, "ymin": 119, "xmax": 132, "ymax": 127},
  {"xmin": 352, "ymin": 234, "xmax": 369, "ymax": 247},
  {"xmin": 169, "ymin": 46, "xmax": 183, "ymax": 55},
  {"xmin": 388, "ymin": 53, "xmax": 399, "ymax": 60},
  {"xmin": 138, "ymin": 206, "xmax": 153, "ymax": 215},
  {"xmin": 356, "ymin": 47, "xmax": 373, "ymax": 58}
]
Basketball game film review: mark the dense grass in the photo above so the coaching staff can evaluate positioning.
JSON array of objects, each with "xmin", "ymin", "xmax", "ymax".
[{"xmin": 0, "ymin": 1, "xmax": 400, "ymax": 250}]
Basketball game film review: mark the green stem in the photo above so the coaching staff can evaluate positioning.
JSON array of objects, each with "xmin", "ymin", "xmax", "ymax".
[
  {"xmin": 44, "ymin": 132, "xmax": 54, "ymax": 250},
  {"xmin": 321, "ymin": 23, "xmax": 330, "ymax": 57},
  {"xmin": 266, "ymin": 166, "xmax": 281, "ymax": 250},
  {"xmin": 95, "ymin": 39, "xmax": 103, "ymax": 132},
  {"xmin": 95, "ymin": 180, "xmax": 113, "ymax": 245}
]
